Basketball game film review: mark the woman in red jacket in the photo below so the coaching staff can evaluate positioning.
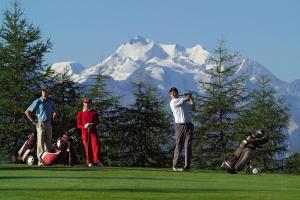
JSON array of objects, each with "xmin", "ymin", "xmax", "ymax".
[{"xmin": 77, "ymin": 98, "xmax": 104, "ymax": 167}]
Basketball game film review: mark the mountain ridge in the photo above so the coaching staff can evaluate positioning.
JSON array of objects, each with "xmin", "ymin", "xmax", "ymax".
[{"xmin": 50, "ymin": 36, "xmax": 300, "ymax": 152}]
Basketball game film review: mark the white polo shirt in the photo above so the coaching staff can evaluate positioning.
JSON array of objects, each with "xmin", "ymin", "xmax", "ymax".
[{"xmin": 170, "ymin": 98, "xmax": 192, "ymax": 124}]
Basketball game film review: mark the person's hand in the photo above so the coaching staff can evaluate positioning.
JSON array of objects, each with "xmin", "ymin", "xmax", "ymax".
[
  {"xmin": 87, "ymin": 123, "xmax": 94, "ymax": 128},
  {"xmin": 52, "ymin": 116, "xmax": 57, "ymax": 122},
  {"xmin": 31, "ymin": 120, "xmax": 38, "ymax": 126},
  {"xmin": 184, "ymin": 92, "xmax": 191, "ymax": 97},
  {"xmin": 84, "ymin": 123, "xmax": 94, "ymax": 129}
]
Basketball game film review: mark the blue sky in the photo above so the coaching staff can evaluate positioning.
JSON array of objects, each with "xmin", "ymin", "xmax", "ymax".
[{"xmin": 1, "ymin": 0, "xmax": 300, "ymax": 82}]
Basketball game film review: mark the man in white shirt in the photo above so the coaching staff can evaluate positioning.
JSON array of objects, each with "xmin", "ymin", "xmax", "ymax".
[{"xmin": 169, "ymin": 87, "xmax": 195, "ymax": 171}]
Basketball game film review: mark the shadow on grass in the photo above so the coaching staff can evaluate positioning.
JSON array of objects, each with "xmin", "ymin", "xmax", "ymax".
[
  {"xmin": 0, "ymin": 176, "xmax": 208, "ymax": 183},
  {"xmin": 0, "ymin": 187, "xmax": 274, "ymax": 193},
  {"xmin": 0, "ymin": 165, "xmax": 207, "ymax": 174},
  {"xmin": 0, "ymin": 165, "xmax": 99, "ymax": 171}
]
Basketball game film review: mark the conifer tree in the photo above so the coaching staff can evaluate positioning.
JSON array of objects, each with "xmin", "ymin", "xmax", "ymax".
[
  {"xmin": 193, "ymin": 40, "xmax": 249, "ymax": 169},
  {"xmin": 237, "ymin": 75, "xmax": 289, "ymax": 170},
  {"xmin": 48, "ymin": 69, "xmax": 83, "ymax": 137},
  {"xmin": 120, "ymin": 81, "xmax": 173, "ymax": 167},
  {"xmin": 0, "ymin": 1, "xmax": 52, "ymax": 160}
]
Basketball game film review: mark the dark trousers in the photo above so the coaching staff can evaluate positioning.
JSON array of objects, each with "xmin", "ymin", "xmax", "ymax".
[
  {"xmin": 228, "ymin": 147, "xmax": 255, "ymax": 171},
  {"xmin": 173, "ymin": 123, "xmax": 194, "ymax": 169}
]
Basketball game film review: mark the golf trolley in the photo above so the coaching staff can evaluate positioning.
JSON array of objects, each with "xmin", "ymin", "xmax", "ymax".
[
  {"xmin": 244, "ymin": 164, "xmax": 262, "ymax": 175},
  {"xmin": 17, "ymin": 128, "xmax": 82, "ymax": 166},
  {"xmin": 17, "ymin": 132, "xmax": 37, "ymax": 165}
]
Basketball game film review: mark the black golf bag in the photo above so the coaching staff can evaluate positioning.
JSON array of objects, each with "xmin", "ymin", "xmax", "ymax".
[{"xmin": 221, "ymin": 130, "xmax": 269, "ymax": 174}]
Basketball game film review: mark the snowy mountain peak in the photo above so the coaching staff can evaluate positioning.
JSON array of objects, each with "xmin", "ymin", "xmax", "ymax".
[
  {"xmin": 129, "ymin": 36, "xmax": 151, "ymax": 45},
  {"xmin": 186, "ymin": 44, "xmax": 210, "ymax": 65},
  {"xmin": 116, "ymin": 37, "xmax": 154, "ymax": 61},
  {"xmin": 160, "ymin": 44, "xmax": 185, "ymax": 58},
  {"xmin": 51, "ymin": 61, "xmax": 85, "ymax": 76}
]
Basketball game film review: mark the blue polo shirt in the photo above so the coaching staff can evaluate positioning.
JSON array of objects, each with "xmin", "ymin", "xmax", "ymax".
[{"xmin": 27, "ymin": 97, "xmax": 56, "ymax": 122}]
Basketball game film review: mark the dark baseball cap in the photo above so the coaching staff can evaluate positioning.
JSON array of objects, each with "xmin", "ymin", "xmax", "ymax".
[
  {"xmin": 41, "ymin": 86, "xmax": 49, "ymax": 91},
  {"xmin": 169, "ymin": 87, "xmax": 179, "ymax": 93}
]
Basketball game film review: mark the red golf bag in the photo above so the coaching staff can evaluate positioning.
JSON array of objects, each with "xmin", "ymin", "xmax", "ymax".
[{"xmin": 41, "ymin": 128, "xmax": 80, "ymax": 166}]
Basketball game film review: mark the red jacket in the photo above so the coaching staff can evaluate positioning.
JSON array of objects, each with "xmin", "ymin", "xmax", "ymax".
[{"xmin": 77, "ymin": 109, "xmax": 100, "ymax": 134}]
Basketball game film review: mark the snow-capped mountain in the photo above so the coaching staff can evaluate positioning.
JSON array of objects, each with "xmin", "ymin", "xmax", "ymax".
[
  {"xmin": 51, "ymin": 36, "xmax": 300, "ymax": 153},
  {"xmin": 51, "ymin": 61, "xmax": 85, "ymax": 80}
]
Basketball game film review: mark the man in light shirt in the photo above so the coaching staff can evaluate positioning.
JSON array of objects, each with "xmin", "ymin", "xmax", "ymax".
[
  {"xmin": 24, "ymin": 86, "xmax": 57, "ymax": 166},
  {"xmin": 169, "ymin": 87, "xmax": 195, "ymax": 171}
]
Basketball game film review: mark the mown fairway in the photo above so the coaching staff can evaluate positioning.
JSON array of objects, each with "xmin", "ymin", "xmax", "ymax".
[{"xmin": 0, "ymin": 165, "xmax": 299, "ymax": 200}]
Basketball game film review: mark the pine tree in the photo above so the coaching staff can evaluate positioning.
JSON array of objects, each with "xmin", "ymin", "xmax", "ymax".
[
  {"xmin": 0, "ymin": 1, "xmax": 52, "ymax": 160},
  {"xmin": 48, "ymin": 69, "xmax": 83, "ymax": 137},
  {"xmin": 85, "ymin": 71, "xmax": 118, "ymax": 114},
  {"xmin": 193, "ymin": 40, "xmax": 249, "ymax": 169},
  {"xmin": 284, "ymin": 152, "xmax": 300, "ymax": 174},
  {"xmin": 120, "ymin": 81, "xmax": 173, "ymax": 167},
  {"xmin": 237, "ymin": 75, "xmax": 289, "ymax": 171}
]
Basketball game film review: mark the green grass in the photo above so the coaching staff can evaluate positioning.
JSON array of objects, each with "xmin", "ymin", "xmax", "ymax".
[{"xmin": 0, "ymin": 165, "xmax": 299, "ymax": 200}]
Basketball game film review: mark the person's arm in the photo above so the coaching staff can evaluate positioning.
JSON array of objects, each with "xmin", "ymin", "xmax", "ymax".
[
  {"xmin": 188, "ymin": 94, "xmax": 196, "ymax": 110},
  {"xmin": 24, "ymin": 109, "xmax": 37, "ymax": 126},
  {"xmin": 51, "ymin": 100, "xmax": 57, "ymax": 120},
  {"xmin": 52, "ymin": 112, "xmax": 57, "ymax": 120},
  {"xmin": 90, "ymin": 111, "xmax": 100, "ymax": 127},
  {"xmin": 171, "ymin": 98, "xmax": 184, "ymax": 108},
  {"xmin": 77, "ymin": 112, "xmax": 84, "ymax": 130},
  {"xmin": 24, "ymin": 100, "xmax": 38, "ymax": 126}
]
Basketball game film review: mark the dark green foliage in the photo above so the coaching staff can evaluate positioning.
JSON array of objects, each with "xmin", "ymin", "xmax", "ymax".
[
  {"xmin": 85, "ymin": 77, "xmax": 173, "ymax": 167},
  {"xmin": 284, "ymin": 152, "xmax": 300, "ymax": 174},
  {"xmin": 237, "ymin": 75, "xmax": 289, "ymax": 171},
  {"xmin": 193, "ymin": 40, "xmax": 249, "ymax": 169},
  {"xmin": 115, "ymin": 81, "xmax": 173, "ymax": 167},
  {"xmin": 0, "ymin": 1, "xmax": 52, "ymax": 160},
  {"xmin": 47, "ymin": 69, "xmax": 83, "ymax": 138}
]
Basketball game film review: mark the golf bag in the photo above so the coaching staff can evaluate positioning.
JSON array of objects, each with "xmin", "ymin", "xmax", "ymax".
[
  {"xmin": 221, "ymin": 130, "xmax": 269, "ymax": 174},
  {"xmin": 41, "ymin": 128, "xmax": 80, "ymax": 166},
  {"xmin": 17, "ymin": 132, "xmax": 37, "ymax": 165}
]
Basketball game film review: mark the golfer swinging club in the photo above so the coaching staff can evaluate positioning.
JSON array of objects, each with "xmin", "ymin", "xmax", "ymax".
[
  {"xmin": 77, "ymin": 98, "xmax": 104, "ymax": 167},
  {"xmin": 169, "ymin": 87, "xmax": 195, "ymax": 171}
]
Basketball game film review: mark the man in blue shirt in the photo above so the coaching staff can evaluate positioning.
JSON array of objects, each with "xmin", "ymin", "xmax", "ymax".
[{"xmin": 25, "ymin": 86, "xmax": 57, "ymax": 166}]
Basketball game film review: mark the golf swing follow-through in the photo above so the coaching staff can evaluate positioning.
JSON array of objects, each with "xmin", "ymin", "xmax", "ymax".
[{"xmin": 169, "ymin": 87, "xmax": 195, "ymax": 172}]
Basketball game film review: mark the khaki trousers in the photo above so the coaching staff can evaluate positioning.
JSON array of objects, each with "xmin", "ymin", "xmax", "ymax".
[{"xmin": 36, "ymin": 121, "xmax": 52, "ymax": 161}]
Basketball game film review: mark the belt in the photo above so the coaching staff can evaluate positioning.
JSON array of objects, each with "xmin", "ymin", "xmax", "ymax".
[
  {"xmin": 176, "ymin": 122, "xmax": 192, "ymax": 125},
  {"xmin": 39, "ymin": 120, "xmax": 51, "ymax": 122}
]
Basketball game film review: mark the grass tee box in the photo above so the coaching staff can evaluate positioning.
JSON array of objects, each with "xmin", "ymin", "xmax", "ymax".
[{"xmin": 0, "ymin": 165, "xmax": 299, "ymax": 200}]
